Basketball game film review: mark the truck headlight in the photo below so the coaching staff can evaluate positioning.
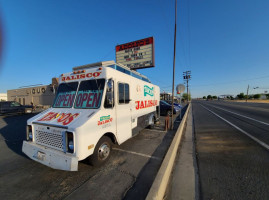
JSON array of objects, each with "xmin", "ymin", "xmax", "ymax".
[
  {"xmin": 27, "ymin": 125, "xmax": 33, "ymax": 141},
  {"xmin": 66, "ymin": 131, "xmax": 74, "ymax": 153},
  {"xmin": 29, "ymin": 131, "xmax": 33, "ymax": 140},
  {"xmin": 68, "ymin": 140, "xmax": 74, "ymax": 151}
]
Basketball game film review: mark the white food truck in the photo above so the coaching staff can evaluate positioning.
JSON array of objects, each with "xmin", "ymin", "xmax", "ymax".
[{"xmin": 22, "ymin": 61, "xmax": 160, "ymax": 171}]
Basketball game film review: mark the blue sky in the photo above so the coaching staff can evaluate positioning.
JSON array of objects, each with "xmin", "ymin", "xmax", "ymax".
[{"xmin": 0, "ymin": 0, "xmax": 269, "ymax": 98}]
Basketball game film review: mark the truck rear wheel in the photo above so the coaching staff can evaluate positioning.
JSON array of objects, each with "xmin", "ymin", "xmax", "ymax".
[{"xmin": 88, "ymin": 136, "xmax": 112, "ymax": 167}]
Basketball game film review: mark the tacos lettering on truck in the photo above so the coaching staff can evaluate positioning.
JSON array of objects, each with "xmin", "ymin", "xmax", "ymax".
[{"xmin": 22, "ymin": 60, "xmax": 160, "ymax": 171}]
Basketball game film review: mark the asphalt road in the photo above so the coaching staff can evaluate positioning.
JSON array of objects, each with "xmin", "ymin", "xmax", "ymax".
[
  {"xmin": 0, "ymin": 110, "xmax": 184, "ymax": 200},
  {"xmin": 193, "ymin": 100, "xmax": 269, "ymax": 200}
]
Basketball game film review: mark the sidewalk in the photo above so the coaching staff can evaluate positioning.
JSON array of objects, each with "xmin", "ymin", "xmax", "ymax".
[{"xmin": 169, "ymin": 105, "xmax": 197, "ymax": 200}]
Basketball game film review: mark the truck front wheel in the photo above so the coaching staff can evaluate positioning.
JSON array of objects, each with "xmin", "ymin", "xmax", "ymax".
[{"xmin": 88, "ymin": 136, "xmax": 112, "ymax": 167}]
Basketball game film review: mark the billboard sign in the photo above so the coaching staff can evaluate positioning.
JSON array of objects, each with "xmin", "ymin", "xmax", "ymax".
[{"xmin": 116, "ymin": 37, "xmax": 155, "ymax": 70}]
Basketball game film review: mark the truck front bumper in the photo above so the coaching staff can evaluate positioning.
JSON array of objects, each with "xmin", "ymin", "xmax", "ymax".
[{"xmin": 22, "ymin": 141, "xmax": 78, "ymax": 171}]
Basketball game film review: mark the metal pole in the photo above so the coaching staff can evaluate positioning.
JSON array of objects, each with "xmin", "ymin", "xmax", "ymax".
[
  {"xmin": 170, "ymin": 0, "xmax": 177, "ymax": 130},
  {"xmin": 246, "ymin": 84, "xmax": 249, "ymax": 102},
  {"xmin": 187, "ymin": 78, "xmax": 189, "ymax": 102},
  {"xmin": 180, "ymin": 93, "xmax": 182, "ymax": 119}
]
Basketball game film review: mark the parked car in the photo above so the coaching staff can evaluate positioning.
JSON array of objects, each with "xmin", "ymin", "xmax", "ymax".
[
  {"xmin": 0, "ymin": 101, "xmax": 33, "ymax": 114},
  {"xmin": 165, "ymin": 100, "xmax": 182, "ymax": 110},
  {"xmin": 160, "ymin": 100, "xmax": 177, "ymax": 116}
]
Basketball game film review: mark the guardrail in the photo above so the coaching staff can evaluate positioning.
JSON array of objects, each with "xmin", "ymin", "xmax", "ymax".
[{"xmin": 146, "ymin": 103, "xmax": 191, "ymax": 200}]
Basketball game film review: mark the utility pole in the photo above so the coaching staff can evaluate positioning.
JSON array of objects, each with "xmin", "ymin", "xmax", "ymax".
[
  {"xmin": 183, "ymin": 71, "xmax": 191, "ymax": 102},
  {"xmin": 246, "ymin": 84, "xmax": 249, "ymax": 102},
  {"xmin": 170, "ymin": 0, "xmax": 177, "ymax": 130}
]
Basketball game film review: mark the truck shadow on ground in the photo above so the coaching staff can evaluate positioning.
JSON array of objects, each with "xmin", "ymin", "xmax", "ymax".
[
  {"xmin": 0, "ymin": 113, "xmax": 38, "ymax": 157},
  {"xmin": 123, "ymin": 104, "xmax": 188, "ymax": 200}
]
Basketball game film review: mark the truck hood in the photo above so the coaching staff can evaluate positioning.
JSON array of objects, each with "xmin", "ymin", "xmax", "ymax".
[{"xmin": 28, "ymin": 108, "xmax": 96, "ymax": 129}]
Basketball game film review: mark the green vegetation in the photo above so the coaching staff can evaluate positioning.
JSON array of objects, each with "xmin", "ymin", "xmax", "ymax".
[
  {"xmin": 237, "ymin": 93, "xmax": 245, "ymax": 100},
  {"xmin": 235, "ymin": 92, "xmax": 266, "ymax": 100},
  {"xmin": 182, "ymin": 93, "xmax": 191, "ymax": 101},
  {"xmin": 253, "ymin": 94, "xmax": 261, "ymax": 99}
]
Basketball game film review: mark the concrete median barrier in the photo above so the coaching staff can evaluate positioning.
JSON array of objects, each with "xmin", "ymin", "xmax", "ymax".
[{"xmin": 146, "ymin": 103, "xmax": 191, "ymax": 200}]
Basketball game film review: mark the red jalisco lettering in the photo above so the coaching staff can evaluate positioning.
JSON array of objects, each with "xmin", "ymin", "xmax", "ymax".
[
  {"xmin": 98, "ymin": 118, "xmax": 113, "ymax": 126},
  {"xmin": 62, "ymin": 72, "xmax": 102, "ymax": 81},
  {"xmin": 135, "ymin": 100, "xmax": 157, "ymax": 110}
]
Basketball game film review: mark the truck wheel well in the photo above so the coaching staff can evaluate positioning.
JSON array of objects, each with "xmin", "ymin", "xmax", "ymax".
[{"xmin": 104, "ymin": 132, "xmax": 118, "ymax": 145}]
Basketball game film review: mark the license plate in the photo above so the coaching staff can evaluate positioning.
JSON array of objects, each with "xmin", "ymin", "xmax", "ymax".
[{"xmin": 37, "ymin": 151, "xmax": 45, "ymax": 161}]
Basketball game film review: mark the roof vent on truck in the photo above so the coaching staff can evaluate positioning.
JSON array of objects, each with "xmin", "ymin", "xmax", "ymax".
[
  {"xmin": 72, "ymin": 60, "xmax": 151, "ymax": 83},
  {"xmin": 72, "ymin": 61, "xmax": 116, "ymax": 71}
]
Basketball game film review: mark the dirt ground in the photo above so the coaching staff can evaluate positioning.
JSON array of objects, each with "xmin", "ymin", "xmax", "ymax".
[{"xmin": 227, "ymin": 99, "xmax": 269, "ymax": 103}]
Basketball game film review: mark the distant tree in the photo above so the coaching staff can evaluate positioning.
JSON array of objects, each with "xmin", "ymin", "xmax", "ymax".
[
  {"xmin": 230, "ymin": 96, "xmax": 234, "ymax": 100},
  {"xmin": 244, "ymin": 94, "xmax": 253, "ymax": 99},
  {"xmin": 237, "ymin": 93, "xmax": 245, "ymax": 99},
  {"xmin": 212, "ymin": 96, "xmax": 217, "ymax": 99},
  {"xmin": 203, "ymin": 96, "xmax": 206, "ymax": 99},
  {"xmin": 253, "ymin": 94, "xmax": 261, "ymax": 99},
  {"xmin": 207, "ymin": 95, "xmax": 212, "ymax": 100},
  {"xmin": 182, "ymin": 93, "xmax": 191, "ymax": 101},
  {"xmin": 266, "ymin": 94, "xmax": 269, "ymax": 99}
]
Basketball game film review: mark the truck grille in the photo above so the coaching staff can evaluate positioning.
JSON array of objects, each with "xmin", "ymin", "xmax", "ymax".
[{"xmin": 35, "ymin": 127, "xmax": 65, "ymax": 151}]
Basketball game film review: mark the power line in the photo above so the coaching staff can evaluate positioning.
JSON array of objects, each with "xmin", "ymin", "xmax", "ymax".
[
  {"xmin": 100, "ymin": 47, "xmax": 115, "ymax": 61},
  {"xmin": 191, "ymin": 75, "xmax": 269, "ymax": 88},
  {"xmin": 158, "ymin": 0, "xmax": 173, "ymax": 36},
  {"xmin": 187, "ymin": 0, "xmax": 191, "ymax": 69}
]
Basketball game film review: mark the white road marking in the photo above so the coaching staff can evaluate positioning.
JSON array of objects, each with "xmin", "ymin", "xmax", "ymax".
[
  {"xmin": 209, "ymin": 104, "xmax": 269, "ymax": 126},
  {"xmin": 113, "ymin": 147, "xmax": 162, "ymax": 160},
  {"xmin": 201, "ymin": 104, "xmax": 269, "ymax": 151}
]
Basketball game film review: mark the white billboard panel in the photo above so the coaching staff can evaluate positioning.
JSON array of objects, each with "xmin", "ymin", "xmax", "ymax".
[{"xmin": 116, "ymin": 37, "xmax": 155, "ymax": 70}]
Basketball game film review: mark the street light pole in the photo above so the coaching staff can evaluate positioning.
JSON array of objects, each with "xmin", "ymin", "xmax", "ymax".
[
  {"xmin": 170, "ymin": 0, "xmax": 177, "ymax": 130},
  {"xmin": 246, "ymin": 84, "xmax": 249, "ymax": 102}
]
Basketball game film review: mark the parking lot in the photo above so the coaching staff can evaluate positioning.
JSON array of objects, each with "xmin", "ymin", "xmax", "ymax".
[{"xmin": 0, "ymin": 110, "xmax": 184, "ymax": 200}]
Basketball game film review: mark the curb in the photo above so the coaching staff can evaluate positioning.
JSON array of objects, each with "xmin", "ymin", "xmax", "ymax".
[{"xmin": 146, "ymin": 103, "xmax": 191, "ymax": 200}]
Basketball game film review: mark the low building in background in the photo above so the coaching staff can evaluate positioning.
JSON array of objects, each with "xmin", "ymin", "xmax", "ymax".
[
  {"xmin": 160, "ymin": 92, "xmax": 172, "ymax": 101},
  {"xmin": 0, "ymin": 93, "xmax": 7, "ymax": 101},
  {"xmin": 7, "ymin": 78, "xmax": 58, "ymax": 107}
]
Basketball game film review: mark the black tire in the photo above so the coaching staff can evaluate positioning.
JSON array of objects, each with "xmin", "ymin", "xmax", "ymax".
[{"xmin": 88, "ymin": 136, "xmax": 112, "ymax": 167}]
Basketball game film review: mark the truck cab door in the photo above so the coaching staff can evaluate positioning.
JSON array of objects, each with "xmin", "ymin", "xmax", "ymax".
[{"xmin": 116, "ymin": 82, "xmax": 132, "ymax": 143}]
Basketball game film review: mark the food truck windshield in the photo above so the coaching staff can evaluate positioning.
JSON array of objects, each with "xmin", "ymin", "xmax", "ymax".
[{"xmin": 53, "ymin": 79, "xmax": 105, "ymax": 109}]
